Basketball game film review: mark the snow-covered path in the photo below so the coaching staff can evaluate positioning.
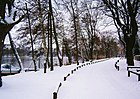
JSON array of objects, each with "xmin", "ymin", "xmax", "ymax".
[
  {"xmin": 58, "ymin": 58, "xmax": 140, "ymax": 99},
  {"xmin": 0, "ymin": 58, "xmax": 140, "ymax": 99}
]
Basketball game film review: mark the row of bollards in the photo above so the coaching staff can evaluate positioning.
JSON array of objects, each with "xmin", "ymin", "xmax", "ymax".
[
  {"xmin": 63, "ymin": 58, "xmax": 110, "ymax": 82},
  {"xmin": 53, "ymin": 83, "xmax": 62, "ymax": 99},
  {"xmin": 53, "ymin": 58, "xmax": 109, "ymax": 99}
]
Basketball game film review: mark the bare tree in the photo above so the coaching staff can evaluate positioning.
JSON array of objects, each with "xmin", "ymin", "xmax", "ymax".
[
  {"xmin": 63, "ymin": 38, "xmax": 72, "ymax": 64},
  {"xmin": 60, "ymin": 0, "xmax": 80, "ymax": 65},
  {"xmin": 48, "ymin": 0, "xmax": 54, "ymax": 71},
  {"xmin": 37, "ymin": 0, "xmax": 48, "ymax": 73},
  {"xmin": 26, "ymin": 3, "xmax": 37, "ymax": 72},
  {"xmin": 70, "ymin": 0, "xmax": 79, "ymax": 65},
  {"xmin": 17, "ymin": 0, "xmax": 49, "ymax": 72},
  {"xmin": 0, "ymin": 0, "xmax": 24, "ymax": 87},
  {"xmin": 48, "ymin": 0, "xmax": 63, "ymax": 70},
  {"xmin": 80, "ymin": 0, "xmax": 104, "ymax": 60},
  {"xmin": 100, "ymin": 31, "xmax": 119, "ymax": 58},
  {"xmin": 102, "ymin": 0, "xmax": 140, "ymax": 66}
]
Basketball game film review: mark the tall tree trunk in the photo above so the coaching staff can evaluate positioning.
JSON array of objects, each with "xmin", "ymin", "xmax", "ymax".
[
  {"xmin": 125, "ymin": 36, "xmax": 135, "ymax": 66},
  {"xmin": 47, "ymin": 14, "xmax": 50, "ymax": 69},
  {"xmin": 64, "ymin": 40, "xmax": 72, "ymax": 64},
  {"xmin": 49, "ymin": 0, "xmax": 54, "ymax": 71},
  {"xmin": 8, "ymin": 32, "xmax": 23, "ymax": 72},
  {"xmin": 50, "ymin": 19, "xmax": 53, "ymax": 71},
  {"xmin": 71, "ymin": 0, "xmax": 79, "ymax": 65},
  {"xmin": 0, "ymin": 38, "xmax": 5, "ymax": 87},
  {"xmin": 37, "ymin": 0, "xmax": 48, "ymax": 73},
  {"xmin": 26, "ymin": 3, "xmax": 37, "ymax": 71},
  {"xmin": 81, "ymin": 33, "xmax": 90, "ymax": 60},
  {"xmin": 52, "ymin": 14, "xmax": 63, "ymax": 67},
  {"xmin": 126, "ymin": 47, "xmax": 134, "ymax": 66},
  {"xmin": 90, "ymin": 35, "xmax": 94, "ymax": 59},
  {"xmin": 0, "ymin": 27, "xmax": 7, "ymax": 87},
  {"xmin": 89, "ymin": 16, "xmax": 94, "ymax": 60}
]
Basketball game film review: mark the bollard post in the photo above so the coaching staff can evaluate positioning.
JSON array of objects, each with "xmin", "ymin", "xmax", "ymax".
[
  {"xmin": 64, "ymin": 77, "xmax": 66, "ymax": 81},
  {"xmin": 44, "ymin": 62, "xmax": 47, "ymax": 73},
  {"xmin": 71, "ymin": 70, "xmax": 73, "ymax": 74},
  {"xmin": 138, "ymin": 75, "xmax": 140, "ymax": 81},
  {"xmin": 53, "ymin": 92, "xmax": 57, "ymax": 99},
  {"xmin": 128, "ymin": 71, "xmax": 130, "ymax": 77},
  {"xmin": 67, "ymin": 73, "xmax": 70, "ymax": 77},
  {"xmin": 117, "ymin": 66, "xmax": 119, "ymax": 71},
  {"xmin": 77, "ymin": 67, "xmax": 78, "ymax": 70}
]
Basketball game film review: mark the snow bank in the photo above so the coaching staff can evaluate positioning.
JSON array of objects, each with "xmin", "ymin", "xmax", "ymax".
[{"xmin": 0, "ymin": 58, "xmax": 140, "ymax": 99}]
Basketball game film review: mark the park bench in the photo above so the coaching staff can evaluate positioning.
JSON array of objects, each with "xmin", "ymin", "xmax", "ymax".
[
  {"xmin": 24, "ymin": 68, "xmax": 39, "ymax": 72},
  {"xmin": 127, "ymin": 66, "xmax": 140, "ymax": 70},
  {"xmin": 127, "ymin": 66, "xmax": 140, "ymax": 81}
]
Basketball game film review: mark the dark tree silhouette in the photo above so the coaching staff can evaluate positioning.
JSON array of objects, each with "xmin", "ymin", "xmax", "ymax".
[
  {"xmin": 0, "ymin": 0, "xmax": 24, "ymax": 87},
  {"xmin": 102, "ymin": 0, "xmax": 140, "ymax": 66}
]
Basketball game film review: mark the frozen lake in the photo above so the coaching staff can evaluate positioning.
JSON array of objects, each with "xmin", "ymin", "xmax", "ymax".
[
  {"xmin": 2, "ymin": 55, "xmax": 69, "ymax": 69},
  {"xmin": 2, "ymin": 55, "xmax": 46, "ymax": 69}
]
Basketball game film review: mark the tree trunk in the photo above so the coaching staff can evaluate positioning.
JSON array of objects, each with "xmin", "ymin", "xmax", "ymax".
[
  {"xmin": 0, "ymin": 11, "xmax": 24, "ymax": 87},
  {"xmin": 51, "ymin": 2, "xmax": 63, "ymax": 67},
  {"xmin": 52, "ymin": 12, "xmax": 63, "ymax": 67},
  {"xmin": 8, "ymin": 32, "xmax": 23, "ymax": 72},
  {"xmin": 0, "ymin": 30, "xmax": 8, "ymax": 87},
  {"xmin": 49, "ymin": 0, "xmax": 54, "ymax": 71},
  {"xmin": 64, "ymin": 40, "xmax": 72, "ymax": 64},
  {"xmin": 124, "ymin": 33, "xmax": 136, "ymax": 66},
  {"xmin": 90, "ymin": 35, "xmax": 94, "ymax": 59},
  {"xmin": 0, "ymin": 39, "xmax": 4, "ymax": 87},
  {"xmin": 50, "ymin": 19, "xmax": 53, "ymax": 71},
  {"xmin": 126, "ymin": 45, "xmax": 134, "ymax": 66},
  {"xmin": 37, "ymin": 0, "xmax": 48, "ymax": 73},
  {"xmin": 26, "ymin": 3, "xmax": 37, "ymax": 71},
  {"xmin": 81, "ymin": 34, "xmax": 90, "ymax": 60},
  {"xmin": 0, "ymin": 23, "xmax": 17, "ymax": 87},
  {"xmin": 71, "ymin": 0, "xmax": 79, "ymax": 65},
  {"xmin": 47, "ymin": 15, "xmax": 50, "ymax": 69}
]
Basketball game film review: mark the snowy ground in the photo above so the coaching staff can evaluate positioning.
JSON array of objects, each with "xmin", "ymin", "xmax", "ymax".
[{"xmin": 0, "ymin": 58, "xmax": 140, "ymax": 99}]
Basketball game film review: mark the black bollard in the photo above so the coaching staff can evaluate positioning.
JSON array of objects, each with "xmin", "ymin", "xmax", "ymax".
[
  {"xmin": 53, "ymin": 92, "xmax": 57, "ymax": 99},
  {"xmin": 64, "ymin": 77, "xmax": 67, "ymax": 81},
  {"xmin": 71, "ymin": 70, "xmax": 73, "ymax": 74}
]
